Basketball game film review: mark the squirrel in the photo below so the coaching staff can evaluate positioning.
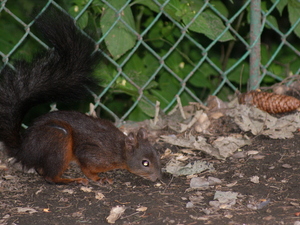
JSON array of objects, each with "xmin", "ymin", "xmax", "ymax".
[{"xmin": 0, "ymin": 7, "xmax": 162, "ymax": 185}]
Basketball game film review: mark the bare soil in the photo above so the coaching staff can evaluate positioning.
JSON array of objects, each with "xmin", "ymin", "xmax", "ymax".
[{"xmin": 1, "ymin": 115, "xmax": 300, "ymax": 225}]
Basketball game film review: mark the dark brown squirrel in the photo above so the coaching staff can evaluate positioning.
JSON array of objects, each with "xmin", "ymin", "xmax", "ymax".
[{"xmin": 0, "ymin": 7, "xmax": 161, "ymax": 185}]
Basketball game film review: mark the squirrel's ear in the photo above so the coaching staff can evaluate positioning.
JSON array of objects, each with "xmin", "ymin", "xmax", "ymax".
[
  {"xmin": 125, "ymin": 132, "xmax": 136, "ymax": 153},
  {"xmin": 137, "ymin": 128, "xmax": 147, "ymax": 140}
]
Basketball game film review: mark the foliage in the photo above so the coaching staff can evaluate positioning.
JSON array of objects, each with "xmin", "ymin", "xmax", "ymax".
[{"xmin": 0, "ymin": 0, "xmax": 300, "ymax": 121}]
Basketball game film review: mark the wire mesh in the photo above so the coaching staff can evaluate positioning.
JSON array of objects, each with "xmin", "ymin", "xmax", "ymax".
[{"xmin": 0, "ymin": 0, "xmax": 300, "ymax": 124}]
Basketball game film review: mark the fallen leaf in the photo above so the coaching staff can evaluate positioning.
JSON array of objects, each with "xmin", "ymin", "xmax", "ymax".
[
  {"xmin": 136, "ymin": 206, "xmax": 147, "ymax": 212},
  {"xmin": 62, "ymin": 189, "xmax": 74, "ymax": 194},
  {"xmin": 43, "ymin": 208, "xmax": 51, "ymax": 213},
  {"xmin": 80, "ymin": 187, "xmax": 93, "ymax": 193},
  {"xmin": 228, "ymin": 104, "xmax": 300, "ymax": 139},
  {"xmin": 282, "ymin": 164, "xmax": 292, "ymax": 169},
  {"xmin": 3, "ymin": 175, "xmax": 15, "ymax": 180},
  {"xmin": 247, "ymin": 150, "xmax": 259, "ymax": 155},
  {"xmin": 0, "ymin": 164, "xmax": 7, "ymax": 170},
  {"xmin": 212, "ymin": 135, "xmax": 251, "ymax": 158},
  {"xmin": 212, "ymin": 191, "xmax": 238, "ymax": 209},
  {"xmin": 252, "ymin": 154, "xmax": 265, "ymax": 160},
  {"xmin": 226, "ymin": 181, "xmax": 238, "ymax": 187},
  {"xmin": 161, "ymin": 131, "xmax": 250, "ymax": 159},
  {"xmin": 95, "ymin": 192, "xmax": 105, "ymax": 200},
  {"xmin": 166, "ymin": 159, "xmax": 215, "ymax": 176},
  {"xmin": 250, "ymin": 176, "xmax": 260, "ymax": 184},
  {"xmin": 17, "ymin": 207, "xmax": 38, "ymax": 214},
  {"xmin": 190, "ymin": 177, "xmax": 209, "ymax": 188},
  {"xmin": 106, "ymin": 205, "xmax": 126, "ymax": 224}
]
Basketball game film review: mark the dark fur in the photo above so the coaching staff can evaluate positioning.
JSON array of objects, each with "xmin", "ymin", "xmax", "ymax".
[{"xmin": 0, "ymin": 7, "xmax": 99, "ymax": 153}]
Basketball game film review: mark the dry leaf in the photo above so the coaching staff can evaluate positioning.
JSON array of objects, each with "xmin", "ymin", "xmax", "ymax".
[
  {"xmin": 17, "ymin": 207, "xmax": 38, "ymax": 214},
  {"xmin": 0, "ymin": 164, "xmax": 7, "ymax": 170},
  {"xmin": 136, "ymin": 206, "xmax": 148, "ymax": 212},
  {"xmin": 211, "ymin": 191, "xmax": 238, "ymax": 209},
  {"xmin": 226, "ymin": 181, "xmax": 238, "ymax": 187},
  {"xmin": 80, "ymin": 187, "xmax": 93, "ymax": 192},
  {"xmin": 207, "ymin": 95, "xmax": 228, "ymax": 110},
  {"xmin": 252, "ymin": 154, "xmax": 265, "ymax": 160},
  {"xmin": 282, "ymin": 164, "xmax": 292, "ymax": 169},
  {"xmin": 247, "ymin": 150, "xmax": 259, "ymax": 155},
  {"xmin": 95, "ymin": 192, "xmax": 105, "ymax": 200},
  {"xmin": 166, "ymin": 159, "xmax": 215, "ymax": 176},
  {"xmin": 212, "ymin": 136, "xmax": 251, "ymax": 158},
  {"xmin": 62, "ymin": 189, "xmax": 74, "ymax": 194},
  {"xmin": 228, "ymin": 104, "xmax": 300, "ymax": 139},
  {"xmin": 210, "ymin": 112, "xmax": 224, "ymax": 119},
  {"xmin": 106, "ymin": 205, "xmax": 126, "ymax": 224},
  {"xmin": 161, "ymin": 133, "xmax": 250, "ymax": 159},
  {"xmin": 154, "ymin": 183, "xmax": 162, "ymax": 187},
  {"xmin": 250, "ymin": 176, "xmax": 260, "ymax": 184},
  {"xmin": 43, "ymin": 208, "xmax": 51, "ymax": 213}
]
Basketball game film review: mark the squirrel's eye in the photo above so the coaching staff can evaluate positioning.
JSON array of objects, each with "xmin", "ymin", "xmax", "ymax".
[{"xmin": 142, "ymin": 160, "xmax": 150, "ymax": 167}]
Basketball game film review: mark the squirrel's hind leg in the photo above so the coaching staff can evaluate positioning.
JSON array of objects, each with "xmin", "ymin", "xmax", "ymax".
[{"xmin": 22, "ymin": 120, "xmax": 88, "ymax": 185}]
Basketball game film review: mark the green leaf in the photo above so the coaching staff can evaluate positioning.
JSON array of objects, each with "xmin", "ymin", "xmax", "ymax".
[
  {"xmin": 0, "ymin": 23, "xmax": 20, "ymax": 54},
  {"xmin": 76, "ymin": 11, "xmax": 89, "ymax": 29},
  {"xmin": 268, "ymin": 64, "xmax": 284, "ymax": 78},
  {"xmin": 150, "ymin": 89, "xmax": 171, "ymax": 106},
  {"xmin": 150, "ymin": 72, "xmax": 181, "ymax": 108},
  {"xmin": 133, "ymin": 0, "xmax": 160, "ymax": 13},
  {"xmin": 226, "ymin": 59, "xmax": 249, "ymax": 85},
  {"xmin": 180, "ymin": 92, "xmax": 195, "ymax": 106},
  {"xmin": 94, "ymin": 62, "xmax": 117, "ymax": 87},
  {"xmin": 142, "ymin": 53, "xmax": 160, "ymax": 77},
  {"xmin": 188, "ymin": 63, "xmax": 214, "ymax": 88},
  {"xmin": 101, "ymin": 0, "xmax": 136, "ymax": 59},
  {"xmin": 123, "ymin": 54, "xmax": 158, "ymax": 89},
  {"xmin": 136, "ymin": 94, "xmax": 156, "ymax": 117},
  {"xmin": 183, "ymin": 11, "xmax": 235, "ymax": 42},
  {"xmin": 114, "ymin": 79, "xmax": 139, "ymax": 96},
  {"xmin": 210, "ymin": 0, "xmax": 229, "ymax": 17},
  {"xmin": 265, "ymin": 15, "xmax": 279, "ymax": 30},
  {"xmin": 147, "ymin": 20, "xmax": 165, "ymax": 48},
  {"xmin": 271, "ymin": 0, "xmax": 288, "ymax": 16},
  {"xmin": 261, "ymin": 44, "xmax": 270, "ymax": 65},
  {"xmin": 287, "ymin": 0, "xmax": 300, "ymax": 38},
  {"xmin": 134, "ymin": 0, "xmax": 182, "ymax": 21},
  {"xmin": 262, "ymin": 75, "xmax": 276, "ymax": 84},
  {"xmin": 165, "ymin": 51, "xmax": 184, "ymax": 75},
  {"xmin": 128, "ymin": 106, "xmax": 151, "ymax": 121}
]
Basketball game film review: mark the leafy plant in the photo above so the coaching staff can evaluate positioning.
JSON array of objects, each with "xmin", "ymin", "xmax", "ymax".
[{"xmin": 1, "ymin": 0, "xmax": 299, "ymax": 121}]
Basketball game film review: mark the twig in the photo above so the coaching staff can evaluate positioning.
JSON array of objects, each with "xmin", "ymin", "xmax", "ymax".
[
  {"xmin": 162, "ymin": 175, "xmax": 174, "ymax": 193},
  {"xmin": 176, "ymin": 95, "xmax": 186, "ymax": 119},
  {"xmin": 153, "ymin": 101, "xmax": 160, "ymax": 125}
]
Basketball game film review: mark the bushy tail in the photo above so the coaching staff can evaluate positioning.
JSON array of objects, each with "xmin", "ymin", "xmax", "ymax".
[{"xmin": 0, "ymin": 7, "xmax": 100, "ymax": 155}]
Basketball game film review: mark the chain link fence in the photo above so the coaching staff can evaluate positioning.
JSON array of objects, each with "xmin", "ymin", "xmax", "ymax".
[{"xmin": 1, "ymin": 0, "xmax": 300, "ymax": 124}]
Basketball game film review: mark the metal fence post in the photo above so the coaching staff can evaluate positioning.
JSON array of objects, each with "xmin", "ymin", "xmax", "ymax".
[{"xmin": 249, "ymin": 0, "xmax": 261, "ymax": 90}]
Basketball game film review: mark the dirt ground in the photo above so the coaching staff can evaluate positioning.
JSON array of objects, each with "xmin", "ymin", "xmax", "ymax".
[{"xmin": 1, "ymin": 113, "xmax": 300, "ymax": 225}]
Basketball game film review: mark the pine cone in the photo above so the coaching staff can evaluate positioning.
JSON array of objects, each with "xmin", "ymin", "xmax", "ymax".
[{"xmin": 238, "ymin": 91, "xmax": 300, "ymax": 114}]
